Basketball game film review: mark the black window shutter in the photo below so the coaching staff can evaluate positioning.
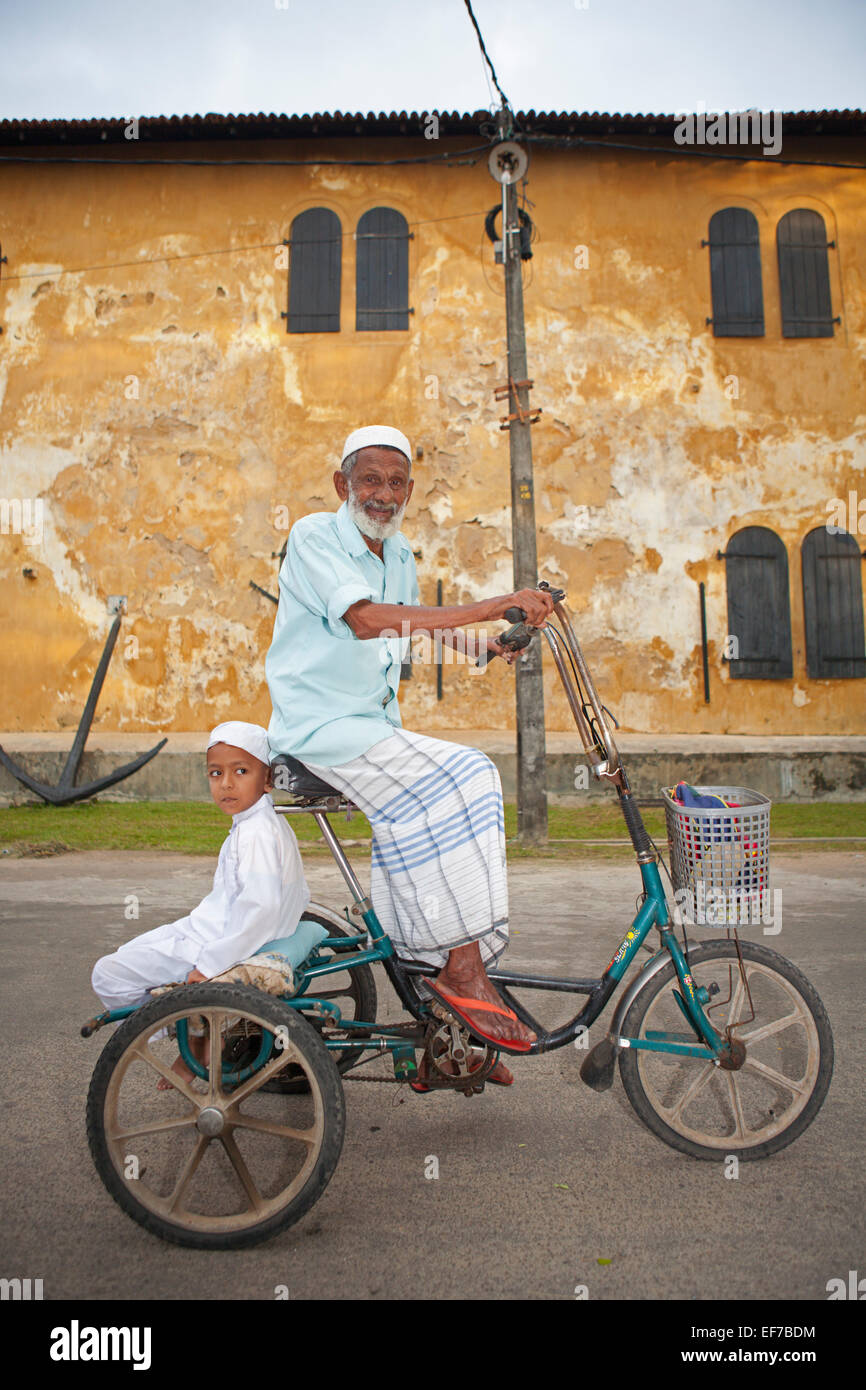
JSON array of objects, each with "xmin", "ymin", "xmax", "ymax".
[
  {"xmin": 802, "ymin": 528, "xmax": 866, "ymax": 678},
  {"xmin": 777, "ymin": 209, "xmax": 835, "ymax": 338},
  {"xmin": 356, "ymin": 207, "xmax": 410, "ymax": 331},
  {"xmin": 724, "ymin": 526, "xmax": 793, "ymax": 678},
  {"xmin": 287, "ymin": 208, "xmax": 341, "ymax": 333},
  {"xmin": 707, "ymin": 207, "xmax": 764, "ymax": 337}
]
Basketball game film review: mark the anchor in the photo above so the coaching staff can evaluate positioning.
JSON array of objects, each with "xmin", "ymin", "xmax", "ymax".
[
  {"xmin": 249, "ymin": 538, "xmax": 288, "ymax": 607},
  {"xmin": 0, "ymin": 610, "xmax": 167, "ymax": 805}
]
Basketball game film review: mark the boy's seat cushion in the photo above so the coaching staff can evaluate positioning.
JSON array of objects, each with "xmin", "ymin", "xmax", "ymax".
[
  {"xmin": 253, "ymin": 918, "xmax": 329, "ymax": 969},
  {"xmin": 147, "ymin": 921, "xmax": 332, "ymax": 1028}
]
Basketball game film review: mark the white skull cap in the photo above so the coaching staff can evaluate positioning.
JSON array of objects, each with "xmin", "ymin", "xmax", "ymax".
[
  {"xmin": 341, "ymin": 425, "xmax": 412, "ymax": 466},
  {"xmin": 207, "ymin": 721, "xmax": 271, "ymax": 768}
]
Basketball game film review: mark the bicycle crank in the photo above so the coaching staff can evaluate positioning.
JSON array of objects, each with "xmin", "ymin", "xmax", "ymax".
[{"xmin": 423, "ymin": 1019, "xmax": 498, "ymax": 1095}]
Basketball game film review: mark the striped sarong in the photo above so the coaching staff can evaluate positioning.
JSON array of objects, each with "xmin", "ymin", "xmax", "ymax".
[{"xmin": 304, "ymin": 729, "xmax": 509, "ymax": 969}]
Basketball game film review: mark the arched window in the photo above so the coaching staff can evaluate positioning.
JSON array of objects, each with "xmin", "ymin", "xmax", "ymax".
[
  {"xmin": 286, "ymin": 208, "xmax": 341, "ymax": 333},
  {"xmin": 706, "ymin": 207, "xmax": 764, "ymax": 337},
  {"xmin": 722, "ymin": 527, "xmax": 792, "ymax": 678},
  {"xmin": 802, "ymin": 528, "xmax": 865, "ymax": 678},
  {"xmin": 777, "ymin": 209, "xmax": 837, "ymax": 338},
  {"xmin": 356, "ymin": 208, "xmax": 410, "ymax": 331}
]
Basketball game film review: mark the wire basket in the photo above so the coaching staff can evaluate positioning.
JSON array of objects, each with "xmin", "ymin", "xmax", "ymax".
[{"xmin": 663, "ymin": 785, "xmax": 771, "ymax": 929}]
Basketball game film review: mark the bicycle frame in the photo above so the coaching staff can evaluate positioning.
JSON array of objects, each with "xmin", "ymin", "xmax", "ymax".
[
  {"xmin": 275, "ymin": 593, "xmax": 731, "ymax": 1065},
  {"xmin": 87, "ymin": 592, "xmax": 733, "ymax": 1072}
]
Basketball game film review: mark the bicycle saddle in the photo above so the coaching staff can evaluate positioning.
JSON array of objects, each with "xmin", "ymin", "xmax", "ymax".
[{"xmin": 270, "ymin": 753, "xmax": 344, "ymax": 801}]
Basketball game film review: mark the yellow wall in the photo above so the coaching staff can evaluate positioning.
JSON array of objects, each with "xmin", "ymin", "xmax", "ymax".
[{"xmin": 1, "ymin": 132, "xmax": 864, "ymax": 736}]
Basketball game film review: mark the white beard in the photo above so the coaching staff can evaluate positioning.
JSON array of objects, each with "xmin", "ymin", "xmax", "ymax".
[{"xmin": 347, "ymin": 487, "xmax": 407, "ymax": 541}]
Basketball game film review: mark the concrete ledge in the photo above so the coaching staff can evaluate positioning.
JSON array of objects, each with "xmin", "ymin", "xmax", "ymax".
[{"xmin": 1, "ymin": 730, "xmax": 865, "ymax": 805}]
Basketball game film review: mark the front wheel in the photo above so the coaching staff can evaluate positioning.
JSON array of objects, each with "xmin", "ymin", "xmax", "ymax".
[{"xmin": 618, "ymin": 939, "xmax": 833, "ymax": 1160}]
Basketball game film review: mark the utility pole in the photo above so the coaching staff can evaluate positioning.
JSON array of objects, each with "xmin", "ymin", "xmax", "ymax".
[{"xmin": 490, "ymin": 110, "xmax": 547, "ymax": 845}]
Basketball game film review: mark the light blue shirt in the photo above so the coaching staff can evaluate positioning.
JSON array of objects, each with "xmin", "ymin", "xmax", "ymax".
[{"xmin": 266, "ymin": 502, "xmax": 419, "ymax": 767}]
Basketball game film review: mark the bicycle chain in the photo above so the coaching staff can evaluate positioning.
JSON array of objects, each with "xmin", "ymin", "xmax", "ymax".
[
  {"xmin": 341, "ymin": 1019, "xmax": 497, "ymax": 1089},
  {"xmin": 343, "ymin": 1072, "xmax": 402, "ymax": 1084}
]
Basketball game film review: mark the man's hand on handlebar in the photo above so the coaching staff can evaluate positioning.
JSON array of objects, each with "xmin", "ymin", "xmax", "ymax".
[
  {"xmin": 487, "ymin": 588, "xmax": 555, "ymax": 629},
  {"xmin": 477, "ymin": 587, "xmax": 559, "ymax": 668}
]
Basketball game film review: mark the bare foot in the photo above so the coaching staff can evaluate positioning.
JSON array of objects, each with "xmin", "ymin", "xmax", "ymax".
[
  {"xmin": 434, "ymin": 943, "xmax": 536, "ymax": 1049},
  {"xmin": 156, "ymin": 1054, "xmax": 195, "ymax": 1091},
  {"xmin": 157, "ymin": 1034, "xmax": 206, "ymax": 1091}
]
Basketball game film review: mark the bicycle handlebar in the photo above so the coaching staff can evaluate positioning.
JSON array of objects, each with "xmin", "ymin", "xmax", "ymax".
[
  {"xmin": 545, "ymin": 596, "xmax": 622, "ymax": 780},
  {"xmin": 475, "ymin": 583, "xmax": 622, "ymax": 781}
]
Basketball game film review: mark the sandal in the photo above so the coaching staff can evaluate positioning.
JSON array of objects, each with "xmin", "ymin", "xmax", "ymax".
[{"xmin": 425, "ymin": 982, "xmax": 534, "ymax": 1055}]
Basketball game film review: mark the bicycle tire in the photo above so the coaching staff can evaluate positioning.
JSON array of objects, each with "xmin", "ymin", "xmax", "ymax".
[{"xmin": 618, "ymin": 939, "xmax": 834, "ymax": 1161}]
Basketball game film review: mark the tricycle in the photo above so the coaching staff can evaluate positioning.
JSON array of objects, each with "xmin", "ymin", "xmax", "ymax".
[{"xmin": 83, "ymin": 586, "xmax": 834, "ymax": 1247}]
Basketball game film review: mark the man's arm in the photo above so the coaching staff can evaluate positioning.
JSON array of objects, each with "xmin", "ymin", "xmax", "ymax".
[
  {"xmin": 342, "ymin": 588, "xmax": 554, "ymax": 641},
  {"xmin": 438, "ymin": 627, "xmax": 518, "ymax": 664}
]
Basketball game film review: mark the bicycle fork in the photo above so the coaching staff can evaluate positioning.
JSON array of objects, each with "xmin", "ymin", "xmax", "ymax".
[{"xmin": 581, "ymin": 860, "xmax": 732, "ymax": 1091}]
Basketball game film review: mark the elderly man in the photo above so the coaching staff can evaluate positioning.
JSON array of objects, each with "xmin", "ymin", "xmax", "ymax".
[{"xmin": 265, "ymin": 425, "xmax": 553, "ymax": 1072}]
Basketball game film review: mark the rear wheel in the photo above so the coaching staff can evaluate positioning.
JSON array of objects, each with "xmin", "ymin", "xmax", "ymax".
[
  {"xmin": 266, "ymin": 906, "xmax": 378, "ymax": 1093},
  {"xmin": 618, "ymin": 940, "xmax": 834, "ymax": 1160},
  {"xmin": 87, "ymin": 983, "xmax": 345, "ymax": 1249}
]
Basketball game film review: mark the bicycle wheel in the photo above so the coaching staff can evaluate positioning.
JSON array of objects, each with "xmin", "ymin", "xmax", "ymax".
[
  {"xmin": 87, "ymin": 982, "xmax": 345, "ymax": 1249},
  {"xmin": 618, "ymin": 940, "xmax": 833, "ymax": 1160},
  {"xmin": 266, "ymin": 907, "xmax": 378, "ymax": 1093}
]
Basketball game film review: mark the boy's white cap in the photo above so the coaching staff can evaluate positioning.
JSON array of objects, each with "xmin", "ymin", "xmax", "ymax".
[
  {"xmin": 341, "ymin": 425, "xmax": 412, "ymax": 466},
  {"xmin": 207, "ymin": 721, "xmax": 271, "ymax": 768}
]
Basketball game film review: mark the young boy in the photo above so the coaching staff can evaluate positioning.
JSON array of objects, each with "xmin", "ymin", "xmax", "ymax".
[{"xmin": 91, "ymin": 720, "xmax": 310, "ymax": 1087}]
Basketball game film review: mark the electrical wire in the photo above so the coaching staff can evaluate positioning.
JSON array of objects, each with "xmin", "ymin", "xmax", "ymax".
[
  {"xmin": 0, "ymin": 207, "xmax": 495, "ymax": 283},
  {"xmin": 0, "ymin": 143, "xmax": 491, "ymax": 168},
  {"xmin": 463, "ymin": 0, "xmax": 511, "ymax": 113},
  {"xmin": 522, "ymin": 132, "xmax": 866, "ymax": 172}
]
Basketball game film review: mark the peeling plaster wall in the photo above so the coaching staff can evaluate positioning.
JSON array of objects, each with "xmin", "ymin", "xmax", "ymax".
[{"xmin": 1, "ymin": 137, "xmax": 864, "ymax": 736}]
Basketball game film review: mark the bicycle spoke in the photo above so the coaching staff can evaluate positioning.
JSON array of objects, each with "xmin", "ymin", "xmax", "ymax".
[
  {"xmin": 228, "ymin": 1046, "xmax": 301, "ymax": 1106},
  {"xmin": 233, "ymin": 1114, "xmax": 319, "ymax": 1144},
  {"xmin": 206, "ymin": 1011, "xmax": 226, "ymax": 1101},
  {"xmin": 662, "ymin": 1061, "xmax": 715, "ymax": 1122},
  {"xmin": 167, "ymin": 1135, "xmax": 209, "ymax": 1214},
  {"xmin": 738, "ymin": 1007, "xmax": 806, "ymax": 1046},
  {"xmin": 723, "ymin": 1070, "xmax": 750, "ymax": 1141},
  {"xmin": 741, "ymin": 1055, "xmax": 811, "ymax": 1099},
  {"xmin": 111, "ymin": 1114, "xmax": 197, "ymax": 1142},
  {"xmin": 129, "ymin": 1044, "xmax": 201, "ymax": 1108},
  {"xmin": 721, "ymin": 968, "xmax": 746, "ymax": 1029},
  {"xmin": 220, "ymin": 1132, "xmax": 265, "ymax": 1214}
]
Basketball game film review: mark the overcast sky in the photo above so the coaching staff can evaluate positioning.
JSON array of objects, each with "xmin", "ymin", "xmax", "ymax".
[{"xmin": 0, "ymin": 0, "xmax": 863, "ymax": 122}]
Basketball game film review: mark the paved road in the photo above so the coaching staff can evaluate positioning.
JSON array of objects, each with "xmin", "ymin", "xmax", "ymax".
[{"xmin": 1, "ymin": 848, "xmax": 863, "ymax": 1301}]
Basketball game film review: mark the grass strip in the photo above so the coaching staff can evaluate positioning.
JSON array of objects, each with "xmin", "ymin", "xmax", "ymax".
[{"xmin": 1, "ymin": 798, "xmax": 864, "ymax": 858}]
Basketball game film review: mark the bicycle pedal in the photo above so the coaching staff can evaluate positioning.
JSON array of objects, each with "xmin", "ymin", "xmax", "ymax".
[{"xmin": 430, "ymin": 1001, "xmax": 461, "ymax": 1026}]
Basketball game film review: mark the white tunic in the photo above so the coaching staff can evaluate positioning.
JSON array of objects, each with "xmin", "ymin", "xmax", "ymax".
[
  {"xmin": 175, "ymin": 792, "xmax": 310, "ymax": 976},
  {"xmin": 91, "ymin": 793, "xmax": 310, "ymax": 1009}
]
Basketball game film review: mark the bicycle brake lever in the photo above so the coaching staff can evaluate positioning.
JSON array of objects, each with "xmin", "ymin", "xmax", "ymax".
[{"xmin": 476, "ymin": 608, "xmax": 533, "ymax": 668}]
